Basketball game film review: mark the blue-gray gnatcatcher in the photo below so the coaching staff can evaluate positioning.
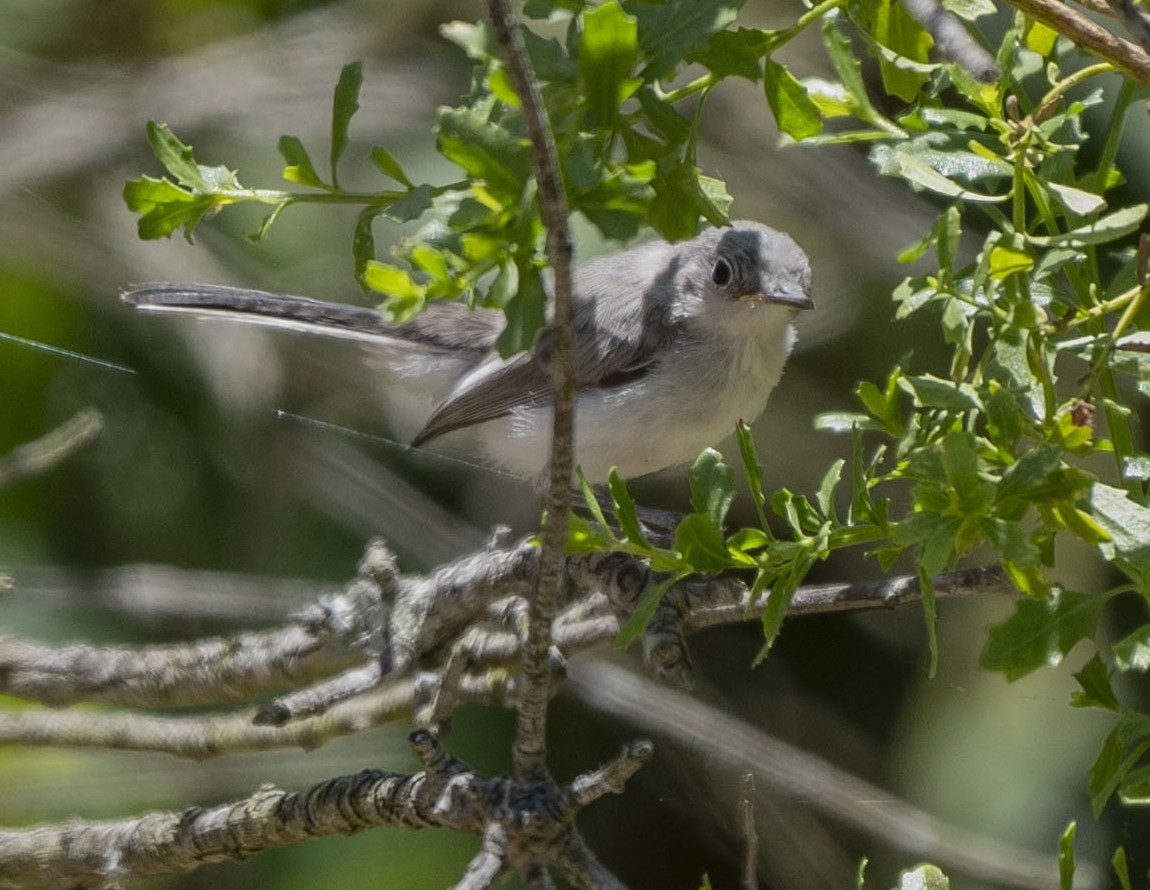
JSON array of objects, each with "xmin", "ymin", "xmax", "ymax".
[{"xmin": 123, "ymin": 220, "xmax": 812, "ymax": 482}]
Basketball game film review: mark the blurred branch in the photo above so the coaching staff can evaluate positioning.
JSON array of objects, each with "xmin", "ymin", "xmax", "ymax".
[
  {"xmin": 569, "ymin": 658, "xmax": 1106, "ymax": 890},
  {"xmin": 0, "ymin": 409, "xmax": 103, "ymax": 491},
  {"xmin": 0, "ymin": 534, "xmax": 1008, "ymax": 757},
  {"xmin": 901, "ymin": 0, "xmax": 999, "ymax": 80},
  {"xmin": 0, "ymin": 730, "xmax": 651, "ymax": 890},
  {"xmin": 1003, "ymin": 0, "xmax": 1150, "ymax": 82}
]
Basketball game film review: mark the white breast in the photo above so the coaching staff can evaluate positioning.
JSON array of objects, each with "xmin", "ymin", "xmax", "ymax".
[{"xmin": 479, "ymin": 307, "xmax": 797, "ymax": 483}]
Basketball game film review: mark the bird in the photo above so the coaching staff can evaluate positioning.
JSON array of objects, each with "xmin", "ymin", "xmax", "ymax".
[{"xmin": 122, "ymin": 220, "xmax": 813, "ymax": 484}]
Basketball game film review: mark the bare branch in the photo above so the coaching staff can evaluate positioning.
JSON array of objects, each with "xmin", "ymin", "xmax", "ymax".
[
  {"xmin": 1105, "ymin": 0, "xmax": 1150, "ymax": 57},
  {"xmin": 0, "ymin": 731, "xmax": 648, "ymax": 890},
  {"xmin": 483, "ymin": 0, "xmax": 575, "ymax": 780},
  {"xmin": 1003, "ymin": 0, "xmax": 1150, "ymax": 82}
]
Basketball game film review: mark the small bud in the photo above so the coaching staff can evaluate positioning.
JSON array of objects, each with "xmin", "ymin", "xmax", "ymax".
[{"xmin": 1070, "ymin": 400, "xmax": 1095, "ymax": 430}]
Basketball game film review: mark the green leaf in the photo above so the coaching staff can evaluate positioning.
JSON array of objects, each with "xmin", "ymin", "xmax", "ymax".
[
  {"xmin": 385, "ymin": 184, "xmax": 434, "ymax": 223},
  {"xmin": 822, "ymin": 16, "xmax": 880, "ymax": 123},
  {"xmin": 736, "ymin": 420, "xmax": 769, "ymax": 529},
  {"xmin": 940, "ymin": 0, "xmax": 996, "ymax": 20},
  {"xmin": 630, "ymin": 0, "xmax": 742, "ymax": 82},
  {"xmin": 495, "ymin": 264, "xmax": 547, "ymax": 356},
  {"xmin": 579, "ymin": 1, "xmax": 642, "ymax": 126},
  {"xmin": 1091, "ymin": 483, "xmax": 1150, "ymax": 588},
  {"xmin": 146, "ymin": 121, "xmax": 210, "ymax": 191},
  {"xmin": 988, "ymin": 245, "xmax": 1034, "ymax": 279},
  {"xmin": 1089, "ymin": 725, "xmax": 1126, "ymax": 817},
  {"xmin": 1114, "ymin": 625, "xmax": 1150, "ymax": 672},
  {"xmin": 277, "ymin": 135, "xmax": 325, "ymax": 189},
  {"xmin": 608, "ymin": 468, "xmax": 649, "ymax": 547},
  {"xmin": 363, "ymin": 262, "xmax": 425, "ymax": 318},
  {"xmin": 763, "ymin": 59, "xmax": 823, "ymax": 140},
  {"xmin": 675, "ymin": 514, "xmax": 734, "ymax": 572},
  {"xmin": 1031, "ymin": 204, "xmax": 1148, "ymax": 247},
  {"xmin": 688, "ymin": 448, "xmax": 734, "ymax": 528},
  {"xmin": 330, "ymin": 60, "xmax": 364, "ymax": 188},
  {"xmin": 1058, "ymin": 822, "xmax": 1076, "ymax": 890},
  {"xmin": 122, "ymin": 175, "xmax": 225, "ymax": 242},
  {"xmin": 370, "ymin": 145, "xmax": 414, "ymax": 187},
  {"xmin": 980, "ymin": 589, "xmax": 1106, "ymax": 680},
  {"xmin": 687, "ymin": 27, "xmax": 767, "ymax": 81},
  {"xmin": 437, "ymin": 106, "xmax": 531, "ymax": 200},
  {"xmin": 615, "ymin": 574, "xmax": 679, "ymax": 649},
  {"xmin": 1112, "ymin": 847, "xmax": 1132, "ymax": 890},
  {"xmin": 899, "ymin": 374, "xmax": 983, "ymax": 411},
  {"xmin": 813, "ymin": 411, "xmax": 883, "ymax": 433},
  {"xmin": 816, "ymin": 459, "xmax": 844, "ymax": 522},
  {"xmin": 1072, "ymin": 654, "xmax": 1119, "ymax": 710},
  {"xmin": 352, "ymin": 207, "xmax": 377, "ymax": 283},
  {"xmin": 868, "ymin": 0, "xmax": 933, "ymax": 102}
]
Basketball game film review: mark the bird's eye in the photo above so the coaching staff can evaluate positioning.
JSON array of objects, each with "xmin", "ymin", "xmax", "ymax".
[{"xmin": 712, "ymin": 257, "xmax": 732, "ymax": 287}]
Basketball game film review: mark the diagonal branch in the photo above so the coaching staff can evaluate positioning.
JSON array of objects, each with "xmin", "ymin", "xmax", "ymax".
[{"xmin": 1003, "ymin": 0, "xmax": 1150, "ymax": 82}]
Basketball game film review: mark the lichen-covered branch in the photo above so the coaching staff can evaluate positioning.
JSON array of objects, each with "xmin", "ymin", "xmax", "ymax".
[{"xmin": 0, "ymin": 732, "xmax": 650, "ymax": 890}]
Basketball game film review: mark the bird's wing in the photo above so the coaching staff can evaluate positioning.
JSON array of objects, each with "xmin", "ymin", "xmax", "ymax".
[{"xmin": 413, "ymin": 241, "xmax": 684, "ymax": 445}]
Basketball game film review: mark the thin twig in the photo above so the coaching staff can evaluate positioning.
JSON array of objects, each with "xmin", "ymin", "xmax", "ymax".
[
  {"xmin": 1105, "ymin": 0, "xmax": 1150, "ymax": 57},
  {"xmin": 740, "ymin": 773, "xmax": 758, "ymax": 890},
  {"xmin": 483, "ymin": 0, "xmax": 575, "ymax": 780},
  {"xmin": 0, "ymin": 409, "xmax": 104, "ymax": 490},
  {"xmin": 1003, "ymin": 0, "xmax": 1150, "ymax": 83}
]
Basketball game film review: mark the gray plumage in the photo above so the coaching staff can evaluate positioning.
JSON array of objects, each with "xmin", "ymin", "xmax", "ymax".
[{"xmin": 123, "ymin": 221, "xmax": 813, "ymax": 481}]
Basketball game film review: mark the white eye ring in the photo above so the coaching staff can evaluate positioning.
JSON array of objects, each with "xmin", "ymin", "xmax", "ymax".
[{"xmin": 712, "ymin": 257, "xmax": 732, "ymax": 287}]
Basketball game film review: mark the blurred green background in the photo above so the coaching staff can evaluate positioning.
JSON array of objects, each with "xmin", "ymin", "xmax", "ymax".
[{"xmin": 1, "ymin": 1, "xmax": 1147, "ymax": 887}]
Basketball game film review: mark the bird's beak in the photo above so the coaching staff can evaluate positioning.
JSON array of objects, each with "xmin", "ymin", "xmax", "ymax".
[{"xmin": 739, "ymin": 286, "xmax": 814, "ymax": 310}]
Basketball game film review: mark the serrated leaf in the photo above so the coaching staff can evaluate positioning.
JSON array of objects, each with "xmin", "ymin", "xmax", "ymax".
[
  {"xmin": 675, "ymin": 514, "xmax": 733, "ymax": 572},
  {"xmin": 631, "ymin": 0, "xmax": 742, "ymax": 82},
  {"xmin": 385, "ymin": 184, "xmax": 434, "ymax": 223},
  {"xmin": 146, "ymin": 121, "xmax": 208, "ymax": 191},
  {"xmin": 1072, "ymin": 653, "xmax": 1119, "ymax": 710},
  {"xmin": 980, "ymin": 589, "xmax": 1105, "ymax": 680},
  {"xmin": 688, "ymin": 448, "xmax": 734, "ymax": 527},
  {"xmin": 763, "ymin": 59, "xmax": 822, "ymax": 141},
  {"xmin": 687, "ymin": 27, "xmax": 767, "ymax": 81},
  {"xmin": 580, "ymin": 1, "xmax": 642, "ymax": 126},
  {"xmin": 122, "ymin": 175, "xmax": 218, "ymax": 241},
  {"xmin": 1114, "ymin": 625, "xmax": 1150, "ymax": 672},
  {"xmin": 437, "ymin": 106, "xmax": 531, "ymax": 200},
  {"xmin": 330, "ymin": 60, "xmax": 364, "ymax": 187}
]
